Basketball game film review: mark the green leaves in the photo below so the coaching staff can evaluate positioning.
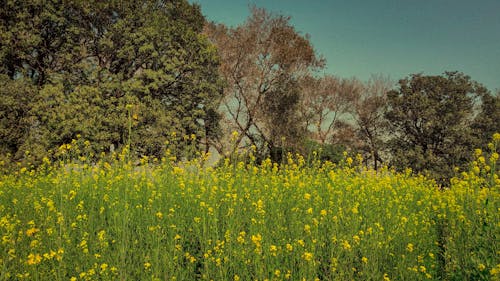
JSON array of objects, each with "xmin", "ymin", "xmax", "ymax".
[
  {"xmin": 385, "ymin": 72, "xmax": 488, "ymax": 185},
  {"xmin": 0, "ymin": 0, "xmax": 222, "ymax": 165}
]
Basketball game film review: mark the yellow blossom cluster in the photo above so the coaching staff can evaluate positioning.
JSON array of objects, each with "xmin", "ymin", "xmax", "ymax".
[{"xmin": 0, "ymin": 137, "xmax": 498, "ymax": 280}]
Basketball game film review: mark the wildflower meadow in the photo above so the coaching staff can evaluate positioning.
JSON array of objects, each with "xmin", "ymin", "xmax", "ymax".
[{"xmin": 0, "ymin": 136, "xmax": 499, "ymax": 281}]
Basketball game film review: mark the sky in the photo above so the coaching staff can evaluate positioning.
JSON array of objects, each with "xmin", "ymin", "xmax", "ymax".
[{"xmin": 189, "ymin": 0, "xmax": 500, "ymax": 91}]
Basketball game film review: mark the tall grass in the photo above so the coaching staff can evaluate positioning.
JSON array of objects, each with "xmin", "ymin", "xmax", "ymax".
[{"xmin": 0, "ymin": 138, "xmax": 499, "ymax": 280}]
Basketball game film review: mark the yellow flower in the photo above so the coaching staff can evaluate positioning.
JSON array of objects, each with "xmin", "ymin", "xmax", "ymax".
[
  {"xmin": 346, "ymin": 157, "xmax": 353, "ymax": 166},
  {"xmin": 304, "ymin": 224, "xmax": 311, "ymax": 233},
  {"xmin": 406, "ymin": 243, "xmax": 414, "ymax": 252},
  {"xmin": 341, "ymin": 240, "xmax": 351, "ymax": 250},
  {"xmin": 172, "ymin": 166, "xmax": 184, "ymax": 175},
  {"xmin": 230, "ymin": 131, "xmax": 239, "ymax": 142},
  {"xmin": 237, "ymin": 231, "xmax": 246, "ymax": 244},
  {"xmin": 352, "ymin": 235, "xmax": 360, "ymax": 244},
  {"xmin": 56, "ymin": 248, "xmax": 64, "ymax": 261},
  {"xmin": 302, "ymin": 251, "xmax": 314, "ymax": 261},
  {"xmin": 362, "ymin": 256, "xmax": 368, "ymax": 263},
  {"xmin": 269, "ymin": 245, "xmax": 278, "ymax": 256},
  {"xmin": 30, "ymin": 239, "xmax": 40, "ymax": 248},
  {"xmin": 98, "ymin": 230, "xmax": 106, "ymax": 241},
  {"xmin": 251, "ymin": 233, "xmax": 262, "ymax": 246},
  {"xmin": 491, "ymin": 152, "xmax": 499, "ymax": 161},
  {"xmin": 26, "ymin": 253, "xmax": 42, "ymax": 265},
  {"xmin": 25, "ymin": 227, "xmax": 39, "ymax": 237},
  {"xmin": 100, "ymin": 263, "xmax": 108, "ymax": 272},
  {"xmin": 493, "ymin": 132, "xmax": 500, "ymax": 142},
  {"xmin": 43, "ymin": 250, "xmax": 56, "ymax": 260},
  {"xmin": 383, "ymin": 273, "xmax": 391, "ymax": 281}
]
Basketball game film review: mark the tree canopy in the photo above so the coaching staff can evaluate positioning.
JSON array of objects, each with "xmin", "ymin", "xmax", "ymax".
[
  {"xmin": 0, "ymin": 0, "xmax": 222, "ymax": 164},
  {"xmin": 385, "ymin": 72, "xmax": 492, "ymax": 184},
  {"xmin": 1, "ymin": 3, "xmax": 498, "ymax": 185}
]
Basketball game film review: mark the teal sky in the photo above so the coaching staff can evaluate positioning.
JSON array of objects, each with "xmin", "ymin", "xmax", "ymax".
[{"xmin": 190, "ymin": 0, "xmax": 500, "ymax": 91}]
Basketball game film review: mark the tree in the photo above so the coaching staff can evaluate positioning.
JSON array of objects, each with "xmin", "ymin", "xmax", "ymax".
[
  {"xmin": 351, "ymin": 75, "xmax": 393, "ymax": 170},
  {"xmin": 385, "ymin": 71, "xmax": 488, "ymax": 184},
  {"xmin": 0, "ymin": 75, "xmax": 36, "ymax": 158},
  {"xmin": 0, "ymin": 0, "xmax": 222, "ymax": 164},
  {"xmin": 472, "ymin": 90, "xmax": 500, "ymax": 148},
  {"xmin": 299, "ymin": 75, "xmax": 360, "ymax": 145},
  {"xmin": 204, "ymin": 7, "xmax": 324, "ymax": 161}
]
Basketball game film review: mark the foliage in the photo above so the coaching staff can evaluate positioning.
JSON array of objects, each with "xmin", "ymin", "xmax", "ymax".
[
  {"xmin": 0, "ymin": 0, "xmax": 222, "ymax": 165},
  {"xmin": 1, "ymin": 0, "xmax": 499, "ymax": 187},
  {"xmin": 0, "ymin": 143, "xmax": 498, "ymax": 280},
  {"xmin": 385, "ymin": 71, "xmax": 488, "ymax": 185},
  {"xmin": 303, "ymin": 139, "xmax": 346, "ymax": 164},
  {"xmin": 0, "ymin": 75, "xmax": 36, "ymax": 159}
]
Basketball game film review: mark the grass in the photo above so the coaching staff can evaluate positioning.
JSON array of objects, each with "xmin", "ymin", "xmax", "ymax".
[{"xmin": 0, "ymin": 145, "xmax": 499, "ymax": 280}]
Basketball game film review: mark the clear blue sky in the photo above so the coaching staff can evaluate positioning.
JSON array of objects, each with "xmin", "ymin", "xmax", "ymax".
[{"xmin": 189, "ymin": 0, "xmax": 500, "ymax": 92}]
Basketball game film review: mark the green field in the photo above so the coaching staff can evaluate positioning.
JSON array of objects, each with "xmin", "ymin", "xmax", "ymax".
[{"xmin": 0, "ymin": 148, "xmax": 499, "ymax": 281}]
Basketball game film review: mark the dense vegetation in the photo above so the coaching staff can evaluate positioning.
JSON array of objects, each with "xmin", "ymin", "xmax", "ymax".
[
  {"xmin": 0, "ymin": 1, "xmax": 499, "ymax": 280},
  {"xmin": 0, "ymin": 0, "xmax": 500, "ymax": 185},
  {"xmin": 0, "ymin": 135, "xmax": 499, "ymax": 280},
  {"xmin": 1, "ymin": 1, "xmax": 498, "ymax": 185},
  {"xmin": 0, "ymin": 0, "xmax": 222, "ymax": 165}
]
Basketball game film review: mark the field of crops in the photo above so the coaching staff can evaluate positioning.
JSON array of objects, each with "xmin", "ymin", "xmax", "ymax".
[{"xmin": 0, "ymin": 147, "xmax": 499, "ymax": 280}]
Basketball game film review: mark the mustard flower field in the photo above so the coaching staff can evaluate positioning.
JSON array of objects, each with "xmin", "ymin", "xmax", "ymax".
[{"xmin": 1, "ymin": 143, "xmax": 499, "ymax": 280}]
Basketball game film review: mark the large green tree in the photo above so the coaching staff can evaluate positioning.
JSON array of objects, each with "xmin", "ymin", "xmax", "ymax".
[
  {"xmin": 385, "ymin": 71, "xmax": 488, "ymax": 184},
  {"xmin": 0, "ymin": 0, "xmax": 222, "ymax": 164}
]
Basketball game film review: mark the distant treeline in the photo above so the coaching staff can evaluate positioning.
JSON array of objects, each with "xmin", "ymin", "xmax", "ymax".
[{"xmin": 0, "ymin": 1, "xmax": 498, "ymax": 185}]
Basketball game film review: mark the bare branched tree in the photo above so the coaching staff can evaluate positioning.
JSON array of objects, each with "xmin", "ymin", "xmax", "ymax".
[
  {"xmin": 351, "ymin": 75, "xmax": 393, "ymax": 170},
  {"xmin": 299, "ymin": 75, "xmax": 361, "ymax": 145},
  {"xmin": 204, "ymin": 7, "xmax": 324, "ymax": 159}
]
